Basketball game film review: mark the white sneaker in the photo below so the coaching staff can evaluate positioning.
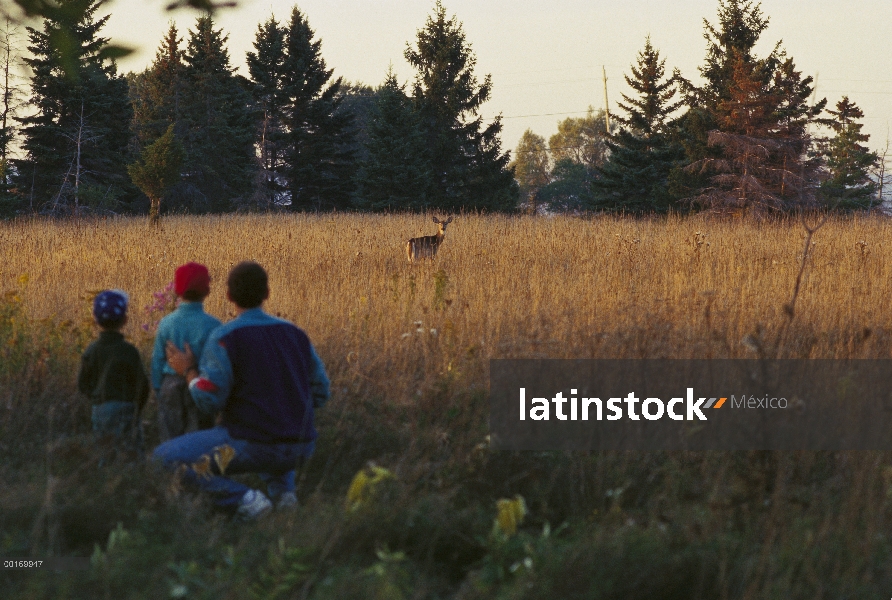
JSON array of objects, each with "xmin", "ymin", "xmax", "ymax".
[
  {"xmin": 235, "ymin": 490, "xmax": 273, "ymax": 522},
  {"xmin": 276, "ymin": 491, "xmax": 298, "ymax": 510}
]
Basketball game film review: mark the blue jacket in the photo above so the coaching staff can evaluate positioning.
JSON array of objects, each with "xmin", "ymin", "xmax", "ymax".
[
  {"xmin": 188, "ymin": 308, "xmax": 330, "ymax": 443},
  {"xmin": 151, "ymin": 302, "xmax": 222, "ymax": 392}
]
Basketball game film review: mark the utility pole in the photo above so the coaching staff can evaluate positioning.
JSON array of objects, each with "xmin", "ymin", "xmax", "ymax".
[{"xmin": 602, "ymin": 65, "xmax": 610, "ymax": 134}]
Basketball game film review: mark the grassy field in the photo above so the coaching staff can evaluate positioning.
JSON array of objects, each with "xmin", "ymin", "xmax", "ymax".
[{"xmin": 3, "ymin": 212, "xmax": 892, "ymax": 598}]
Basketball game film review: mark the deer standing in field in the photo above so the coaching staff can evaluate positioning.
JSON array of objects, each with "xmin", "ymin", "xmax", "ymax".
[{"xmin": 406, "ymin": 216, "xmax": 453, "ymax": 262}]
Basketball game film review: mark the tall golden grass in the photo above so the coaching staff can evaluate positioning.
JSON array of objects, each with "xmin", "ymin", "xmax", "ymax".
[{"xmin": 4, "ymin": 212, "xmax": 891, "ymax": 369}]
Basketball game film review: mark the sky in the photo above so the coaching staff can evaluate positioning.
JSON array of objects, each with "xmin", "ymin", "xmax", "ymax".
[{"xmin": 92, "ymin": 0, "xmax": 892, "ymax": 156}]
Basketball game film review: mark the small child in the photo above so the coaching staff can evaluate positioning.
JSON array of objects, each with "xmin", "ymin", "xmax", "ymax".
[
  {"xmin": 78, "ymin": 290, "xmax": 149, "ymax": 455},
  {"xmin": 151, "ymin": 262, "xmax": 222, "ymax": 441}
]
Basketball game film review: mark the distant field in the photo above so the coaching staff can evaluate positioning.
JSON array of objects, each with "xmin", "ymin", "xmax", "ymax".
[
  {"xmin": 4, "ymin": 213, "xmax": 892, "ymax": 599},
  {"xmin": 4, "ymin": 212, "xmax": 892, "ymax": 367}
]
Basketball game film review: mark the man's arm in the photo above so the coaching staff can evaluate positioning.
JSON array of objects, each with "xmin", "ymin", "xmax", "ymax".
[
  {"xmin": 308, "ymin": 344, "xmax": 330, "ymax": 409},
  {"xmin": 167, "ymin": 333, "xmax": 233, "ymax": 415}
]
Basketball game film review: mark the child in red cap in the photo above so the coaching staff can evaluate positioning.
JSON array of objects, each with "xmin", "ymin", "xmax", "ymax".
[{"xmin": 151, "ymin": 263, "xmax": 222, "ymax": 441}]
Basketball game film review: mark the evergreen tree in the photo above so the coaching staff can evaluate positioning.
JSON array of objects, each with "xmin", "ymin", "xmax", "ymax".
[
  {"xmin": 14, "ymin": 0, "xmax": 133, "ymax": 214},
  {"xmin": 130, "ymin": 24, "xmax": 186, "ymax": 150},
  {"xmin": 278, "ymin": 7, "xmax": 355, "ymax": 211},
  {"xmin": 672, "ymin": 1, "xmax": 825, "ymax": 211},
  {"xmin": 670, "ymin": 1, "xmax": 778, "ymax": 202},
  {"xmin": 337, "ymin": 81, "xmax": 377, "ymax": 169},
  {"xmin": 180, "ymin": 15, "xmax": 254, "ymax": 212},
  {"xmin": 355, "ymin": 71, "xmax": 432, "ymax": 211},
  {"xmin": 591, "ymin": 38, "xmax": 684, "ymax": 213},
  {"xmin": 817, "ymin": 97, "xmax": 879, "ymax": 209},
  {"xmin": 693, "ymin": 0, "xmax": 775, "ymax": 109},
  {"xmin": 685, "ymin": 56, "xmax": 820, "ymax": 213},
  {"xmin": 405, "ymin": 1, "xmax": 517, "ymax": 212},
  {"xmin": 246, "ymin": 16, "xmax": 287, "ymax": 208}
]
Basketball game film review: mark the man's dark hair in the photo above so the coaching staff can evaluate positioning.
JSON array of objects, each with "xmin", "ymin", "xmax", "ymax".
[
  {"xmin": 227, "ymin": 262, "xmax": 269, "ymax": 309},
  {"xmin": 181, "ymin": 289, "xmax": 208, "ymax": 302}
]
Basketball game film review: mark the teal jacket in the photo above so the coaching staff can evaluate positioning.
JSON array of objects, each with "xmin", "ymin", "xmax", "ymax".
[{"xmin": 151, "ymin": 301, "xmax": 222, "ymax": 392}]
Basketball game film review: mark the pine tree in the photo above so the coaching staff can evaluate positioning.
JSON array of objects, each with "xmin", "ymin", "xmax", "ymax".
[
  {"xmin": 690, "ymin": 0, "xmax": 776, "ymax": 109},
  {"xmin": 278, "ymin": 7, "xmax": 355, "ymax": 211},
  {"xmin": 685, "ymin": 56, "xmax": 820, "ymax": 213},
  {"xmin": 180, "ymin": 15, "xmax": 254, "ymax": 212},
  {"xmin": 672, "ymin": 1, "xmax": 825, "ymax": 211},
  {"xmin": 355, "ymin": 70, "xmax": 432, "ymax": 211},
  {"xmin": 246, "ymin": 16, "xmax": 287, "ymax": 209},
  {"xmin": 817, "ymin": 97, "xmax": 879, "ymax": 209},
  {"xmin": 405, "ymin": 1, "xmax": 517, "ymax": 212},
  {"xmin": 14, "ymin": 0, "xmax": 133, "ymax": 214},
  {"xmin": 130, "ymin": 24, "xmax": 186, "ymax": 150},
  {"xmin": 671, "ymin": 1, "xmax": 778, "ymax": 202},
  {"xmin": 591, "ymin": 38, "xmax": 684, "ymax": 213}
]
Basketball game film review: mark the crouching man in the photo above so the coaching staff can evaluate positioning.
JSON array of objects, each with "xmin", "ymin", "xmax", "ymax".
[{"xmin": 153, "ymin": 261, "xmax": 330, "ymax": 521}]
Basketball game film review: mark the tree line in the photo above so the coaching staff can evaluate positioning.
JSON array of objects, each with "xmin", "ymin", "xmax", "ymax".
[
  {"xmin": 513, "ymin": 0, "xmax": 887, "ymax": 215},
  {"xmin": 0, "ymin": 0, "xmax": 516, "ymax": 218},
  {"xmin": 0, "ymin": 0, "xmax": 887, "ymax": 219}
]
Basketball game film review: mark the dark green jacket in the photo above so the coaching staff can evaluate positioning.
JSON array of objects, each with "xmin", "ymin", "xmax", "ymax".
[{"xmin": 78, "ymin": 331, "xmax": 149, "ymax": 410}]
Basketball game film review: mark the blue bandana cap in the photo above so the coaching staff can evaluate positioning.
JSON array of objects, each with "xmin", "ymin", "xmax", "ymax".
[{"xmin": 93, "ymin": 289, "xmax": 129, "ymax": 327}]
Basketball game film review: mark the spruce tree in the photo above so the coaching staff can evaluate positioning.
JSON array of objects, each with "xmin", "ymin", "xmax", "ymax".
[
  {"xmin": 591, "ymin": 38, "xmax": 684, "ymax": 213},
  {"xmin": 405, "ymin": 1, "xmax": 517, "ymax": 212},
  {"xmin": 670, "ymin": 1, "xmax": 778, "ymax": 202},
  {"xmin": 672, "ymin": 1, "xmax": 825, "ymax": 211},
  {"xmin": 130, "ymin": 24, "xmax": 186, "ymax": 150},
  {"xmin": 14, "ymin": 0, "xmax": 133, "ymax": 213},
  {"xmin": 685, "ymin": 56, "xmax": 820, "ymax": 213},
  {"xmin": 694, "ymin": 0, "xmax": 775, "ymax": 108},
  {"xmin": 180, "ymin": 15, "xmax": 254, "ymax": 212},
  {"xmin": 355, "ymin": 71, "xmax": 432, "ymax": 212},
  {"xmin": 246, "ymin": 16, "xmax": 287, "ymax": 208},
  {"xmin": 278, "ymin": 7, "xmax": 355, "ymax": 211},
  {"xmin": 817, "ymin": 97, "xmax": 879, "ymax": 209}
]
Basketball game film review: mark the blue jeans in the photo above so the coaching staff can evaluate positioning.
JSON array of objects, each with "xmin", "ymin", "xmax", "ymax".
[
  {"xmin": 152, "ymin": 426, "xmax": 314, "ymax": 508},
  {"xmin": 92, "ymin": 401, "xmax": 143, "ymax": 456}
]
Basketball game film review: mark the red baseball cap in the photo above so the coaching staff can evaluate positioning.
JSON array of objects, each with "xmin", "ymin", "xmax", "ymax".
[{"xmin": 174, "ymin": 262, "xmax": 211, "ymax": 297}]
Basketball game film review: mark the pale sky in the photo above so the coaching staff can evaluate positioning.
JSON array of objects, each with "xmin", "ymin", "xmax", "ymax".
[{"xmin": 93, "ymin": 0, "xmax": 892, "ymax": 155}]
